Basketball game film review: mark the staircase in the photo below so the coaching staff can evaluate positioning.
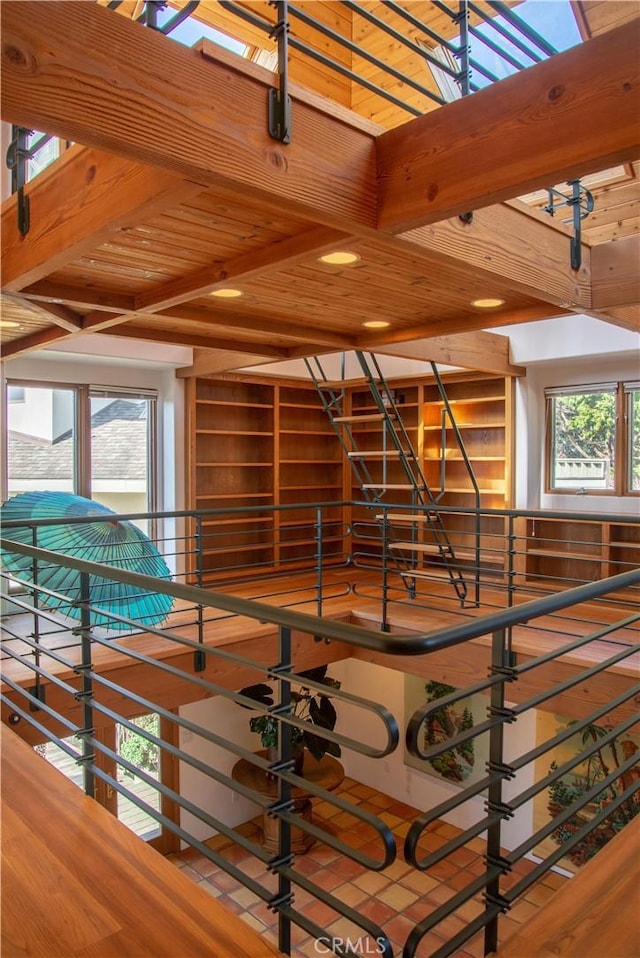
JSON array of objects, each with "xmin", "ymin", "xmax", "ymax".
[{"xmin": 305, "ymin": 351, "xmax": 468, "ymax": 606}]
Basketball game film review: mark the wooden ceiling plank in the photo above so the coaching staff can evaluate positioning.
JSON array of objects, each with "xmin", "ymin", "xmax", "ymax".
[
  {"xmin": 136, "ymin": 226, "xmax": 354, "ymax": 312},
  {"xmin": 374, "ymin": 332, "xmax": 526, "ymax": 378},
  {"xmin": 0, "ymin": 1, "xmax": 378, "ymax": 232},
  {"xmin": 376, "ymin": 19, "xmax": 640, "ymax": 232},
  {"xmin": 1, "ymin": 145, "xmax": 205, "ymax": 292},
  {"xmin": 591, "ymin": 236, "xmax": 640, "ymax": 308}
]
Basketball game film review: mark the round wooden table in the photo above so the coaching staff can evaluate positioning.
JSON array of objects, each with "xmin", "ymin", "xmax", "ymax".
[{"xmin": 232, "ymin": 749, "xmax": 344, "ymax": 853}]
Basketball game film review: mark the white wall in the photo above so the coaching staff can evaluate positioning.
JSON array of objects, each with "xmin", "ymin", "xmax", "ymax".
[
  {"xmin": 517, "ymin": 353, "xmax": 640, "ymax": 515},
  {"xmin": 178, "ymin": 694, "xmax": 263, "ymax": 842},
  {"xmin": 493, "ymin": 315, "xmax": 639, "ymax": 513}
]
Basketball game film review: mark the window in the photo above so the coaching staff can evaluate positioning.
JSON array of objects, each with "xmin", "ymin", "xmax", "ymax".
[
  {"xmin": 626, "ymin": 382, "xmax": 640, "ymax": 493},
  {"xmin": 5, "ymin": 381, "xmax": 157, "ymax": 512},
  {"xmin": 546, "ymin": 382, "xmax": 638, "ymax": 496}
]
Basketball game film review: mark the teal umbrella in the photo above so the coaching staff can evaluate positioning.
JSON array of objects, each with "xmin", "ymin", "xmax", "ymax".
[{"xmin": 1, "ymin": 491, "xmax": 173, "ymax": 632}]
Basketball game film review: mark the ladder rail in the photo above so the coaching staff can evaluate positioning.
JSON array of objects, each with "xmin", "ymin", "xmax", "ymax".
[{"xmin": 355, "ymin": 352, "xmax": 467, "ymax": 604}]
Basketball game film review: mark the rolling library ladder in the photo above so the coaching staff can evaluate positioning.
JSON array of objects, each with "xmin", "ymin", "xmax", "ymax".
[{"xmin": 305, "ymin": 351, "xmax": 472, "ymax": 606}]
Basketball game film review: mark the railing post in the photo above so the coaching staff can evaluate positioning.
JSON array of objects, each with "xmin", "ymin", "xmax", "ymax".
[
  {"xmin": 315, "ymin": 506, "xmax": 323, "ymax": 617},
  {"xmin": 276, "ymin": 625, "xmax": 293, "ymax": 954},
  {"xmin": 484, "ymin": 628, "xmax": 509, "ymax": 954},
  {"xmin": 457, "ymin": 0, "xmax": 471, "ymax": 97},
  {"xmin": 7, "ymin": 124, "xmax": 31, "ymax": 235},
  {"xmin": 29, "ymin": 525, "xmax": 43, "ymax": 711},
  {"xmin": 269, "ymin": 0, "xmax": 292, "ymax": 143},
  {"xmin": 381, "ymin": 507, "xmax": 390, "ymax": 632},
  {"xmin": 194, "ymin": 514, "xmax": 205, "ymax": 672},
  {"xmin": 79, "ymin": 571, "xmax": 95, "ymax": 799}
]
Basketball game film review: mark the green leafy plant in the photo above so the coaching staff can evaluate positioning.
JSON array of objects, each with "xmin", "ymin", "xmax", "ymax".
[
  {"xmin": 240, "ymin": 665, "xmax": 341, "ymax": 762},
  {"xmin": 116, "ymin": 714, "xmax": 159, "ymax": 778}
]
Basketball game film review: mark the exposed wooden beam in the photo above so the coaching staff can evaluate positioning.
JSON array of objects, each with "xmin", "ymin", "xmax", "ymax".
[
  {"xmin": 0, "ymin": 326, "xmax": 71, "ymax": 359},
  {"xmin": 377, "ymin": 19, "xmax": 640, "ymax": 232},
  {"xmin": 357, "ymin": 304, "xmax": 563, "ymax": 350},
  {"xmin": 1, "ymin": 145, "xmax": 204, "ymax": 292},
  {"xmin": 0, "ymin": 1, "xmax": 377, "ymax": 231},
  {"xmin": 2, "ymin": 293, "xmax": 83, "ymax": 332},
  {"xmin": 586, "ymin": 303, "xmax": 640, "ymax": 333},
  {"xmin": 373, "ymin": 332, "xmax": 526, "ymax": 378},
  {"xmin": 176, "ymin": 348, "xmax": 288, "ymax": 378},
  {"xmin": 591, "ymin": 236, "xmax": 640, "ymax": 309},
  {"xmin": 107, "ymin": 324, "xmax": 290, "ymax": 357},
  {"xmin": 20, "ymin": 282, "xmax": 137, "ymax": 314},
  {"xmin": 136, "ymin": 226, "xmax": 353, "ymax": 312},
  {"xmin": 157, "ymin": 305, "xmax": 356, "ymax": 349},
  {"xmin": 400, "ymin": 203, "xmax": 591, "ymax": 311}
]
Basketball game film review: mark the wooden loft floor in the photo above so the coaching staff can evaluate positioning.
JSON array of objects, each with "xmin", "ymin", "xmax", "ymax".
[
  {"xmin": 494, "ymin": 815, "xmax": 640, "ymax": 957},
  {"xmin": 1, "ymin": 728, "xmax": 283, "ymax": 958},
  {"xmin": 1, "ymin": 1, "xmax": 638, "ymax": 375}
]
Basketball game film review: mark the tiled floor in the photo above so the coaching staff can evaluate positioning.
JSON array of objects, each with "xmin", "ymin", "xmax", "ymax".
[{"xmin": 170, "ymin": 776, "xmax": 567, "ymax": 957}]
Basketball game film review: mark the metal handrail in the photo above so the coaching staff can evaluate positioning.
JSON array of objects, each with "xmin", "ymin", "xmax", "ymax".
[{"xmin": 2, "ymin": 536, "xmax": 639, "ymax": 654}]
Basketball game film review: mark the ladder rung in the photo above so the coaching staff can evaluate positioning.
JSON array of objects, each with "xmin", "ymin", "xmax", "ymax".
[
  {"xmin": 389, "ymin": 542, "xmax": 442, "ymax": 554},
  {"xmin": 320, "ymin": 378, "xmax": 368, "ymax": 389},
  {"xmin": 348, "ymin": 451, "xmax": 401, "ymax": 460},
  {"xmin": 333, "ymin": 414, "xmax": 387, "ymax": 423},
  {"xmin": 361, "ymin": 483, "xmax": 417, "ymax": 490},
  {"xmin": 374, "ymin": 513, "xmax": 438, "ymax": 522}
]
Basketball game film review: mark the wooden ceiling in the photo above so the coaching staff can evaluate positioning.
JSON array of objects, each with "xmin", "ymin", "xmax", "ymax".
[{"xmin": 1, "ymin": 1, "xmax": 638, "ymax": 378}]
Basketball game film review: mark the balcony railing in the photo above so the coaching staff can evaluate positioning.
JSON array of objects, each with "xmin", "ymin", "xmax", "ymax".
[{"xmin": 1, "ymin": 500, "xmax": 639, "ymax": 957}]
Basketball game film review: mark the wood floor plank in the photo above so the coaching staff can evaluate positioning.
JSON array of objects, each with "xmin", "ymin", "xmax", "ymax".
[
  {"xmin": 1, "ymin": 730, "xmax": 282, "ymax": 958},
  {"xmin": 495, "ymin": 816, "xmax": 640, "ymax": 957}
]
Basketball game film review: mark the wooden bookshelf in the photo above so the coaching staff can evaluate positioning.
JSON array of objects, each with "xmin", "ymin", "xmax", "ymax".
[
  {"xmin": 186, "ymin": 372, "xmax": 516, "ymax": 583},
  {"xmin": 522, "ymin": 515, "xmax": 639, "ymax": 589}
]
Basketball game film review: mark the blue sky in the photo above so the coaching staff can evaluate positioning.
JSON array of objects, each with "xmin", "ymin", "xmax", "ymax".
[{"xmin": 469, "ymin": 1, "xmax": 582, "ymax": 87}]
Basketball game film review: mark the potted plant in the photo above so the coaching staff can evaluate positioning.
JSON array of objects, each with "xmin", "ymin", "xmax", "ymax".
[{"xmin": 240, "ymin": 665, "xmax": 341, "ymax": 772}]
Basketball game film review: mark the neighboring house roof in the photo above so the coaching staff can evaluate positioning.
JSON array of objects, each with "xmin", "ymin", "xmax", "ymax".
[{"xmin": 9, "ymin": 401, "xmax": 147, "ymax": 481}]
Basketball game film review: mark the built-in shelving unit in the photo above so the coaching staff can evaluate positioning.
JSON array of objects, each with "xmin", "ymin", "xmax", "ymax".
[
  {"xmin": 520, "ymin": 516, "xmax": 640, "ymax": 589},
  {"xmin": 186, "ymin": 377, "xmax": 346, "ymax": 580},
  {"xmin": 420, "ymin": 374, "xmax": 513, "ymax": 576}
]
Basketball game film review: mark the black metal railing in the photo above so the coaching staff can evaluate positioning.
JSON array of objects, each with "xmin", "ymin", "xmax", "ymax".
[
  {"xmin": 1, "ymin": 500, "xmax": 638, "ymax": 957},
  {"xmin": 7, "ymin": 0, "xmax": 571, "ymax": 200}
]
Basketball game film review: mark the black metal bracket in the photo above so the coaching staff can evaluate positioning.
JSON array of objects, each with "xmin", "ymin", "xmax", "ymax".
[
  {"xmin": 6, "ymin": 125, "xmax": 31, "ymax": 236},
  {"xmin": 542, "ymin": 179, "xmax": 594, "ymax": 271},
  {"xmin": 194, "ymin": 648, "xmax": 206, "ymax": 672},
  {"xmin": 268, "ymin": 1, "xmax": 291, "ymax": 143},
  {"xmin": 27, "ymin": 683, "xmax": 45, "ymax": 711}
]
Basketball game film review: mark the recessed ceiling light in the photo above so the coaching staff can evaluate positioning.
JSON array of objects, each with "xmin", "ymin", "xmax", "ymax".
[
  {"xmin": 210, "ymin": 288, "xmax": 243, "ymax": 298},
  {"xmin": 319, "ymin": 251, "xmax": 361, "ymax": 266},
  {"xmin": 363, "ymin": 320, "xmax": 390, "ymax": 329},
  {"xmin": 471, "ymin": 297, "xmax": 505, "ymax": 309},
  {"xmin": 0, "ymin": 320, "xmax": 20, "ymax": 329}
]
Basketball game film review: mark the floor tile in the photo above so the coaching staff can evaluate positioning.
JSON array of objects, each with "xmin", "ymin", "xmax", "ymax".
[{"xmin": 170, "ymin": 782, "xmax": 567, "ymax": 958}]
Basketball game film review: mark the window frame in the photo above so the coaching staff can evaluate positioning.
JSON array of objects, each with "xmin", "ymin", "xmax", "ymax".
[
  {"xmin": 3, "ymin": 379, "xmax": 159, "ymax": 509},
  {"xmin": 545, "ymin": 381, "xmax": 639, "ymax": 497}
]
